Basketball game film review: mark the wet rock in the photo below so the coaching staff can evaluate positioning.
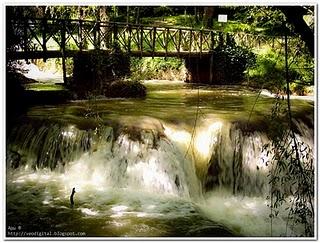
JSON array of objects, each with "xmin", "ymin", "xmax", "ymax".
[
  {"xmin": 7, "ymin": 150, "xmax": 21, "ymax": 169},
  {"xmin": 186, "ymin": 225, "xmax": 235, "ymax": 237}
]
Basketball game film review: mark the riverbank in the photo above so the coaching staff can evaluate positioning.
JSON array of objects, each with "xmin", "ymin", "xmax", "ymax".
[
  {"xmin": 260, "ymin": 89, "xmax": 314, "ymax": 101},
  {"xmin": 23, "ymin": 58, "xmax": 316, "ymax": 99}
]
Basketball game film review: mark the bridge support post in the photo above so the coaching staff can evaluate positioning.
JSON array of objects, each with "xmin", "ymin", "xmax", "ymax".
[
  {"xmin": 23, "ymin": 19, "xmax": 29, "ymax": 63},
  {"xmin": 61, "ymin": 20, "xmax": 67, "ymax": 84},
  {"xmin": 62, "ymin": 57, "xmax": 67, "ymax": 84},
  {"xmin": 42, "ymin": 18, "xmax": 47, "ymax": 62},
  {"xmin": 209, "ymin": 53, "xmax": 214, "ymax": 83},
  {"xmin": 185, "ymin": 55, "xmax": 213, "ymax": 83}
]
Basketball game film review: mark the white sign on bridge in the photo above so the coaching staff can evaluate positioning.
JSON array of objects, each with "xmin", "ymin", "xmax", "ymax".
[{"xmin": 218, "ymin": 14, "xmax": 228, "ymax": 23}]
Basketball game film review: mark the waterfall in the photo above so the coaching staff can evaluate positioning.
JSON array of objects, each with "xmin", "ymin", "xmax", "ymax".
[
  {"xmin": 203, "ymin": 125, "xmax": 270, "ymax": 195},
  {"xmin": 7, "ymin": 120, "xmax": 201, "ymax": 199},
  {"xmin": 7, "ymin": 123, "xmax": 97, "ymax": 170},
  {"xmin": 6, "ymin": 116, "xmax": 314, "ymax": 237},
  {"xmin": 7, "ymin": 117, "xmax": 313, "ymax": 200}
]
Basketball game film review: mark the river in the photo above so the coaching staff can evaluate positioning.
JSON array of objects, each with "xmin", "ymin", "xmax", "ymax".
[{"xmin": 6, "ymin": 80, "xmax": 314, "ymax": 238}]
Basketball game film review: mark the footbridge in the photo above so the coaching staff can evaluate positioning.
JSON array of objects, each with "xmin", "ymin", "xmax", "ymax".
[{"xmin": 7, "ymin": 17, "xmax": 278, "ymax": 60}]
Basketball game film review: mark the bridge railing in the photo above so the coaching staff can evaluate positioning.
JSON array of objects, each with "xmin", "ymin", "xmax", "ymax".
[
  {"xmin": 7, "ymin": 17, "xmax": 307, "ymax": 59},
  {"xmin": 8, "ymin": 18, "xmax": 220, "ymax": 55}
]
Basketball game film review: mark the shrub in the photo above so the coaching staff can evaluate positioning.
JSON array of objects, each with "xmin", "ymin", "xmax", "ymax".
[
  {"xmin": 212, "ymin": 35, "xmax": 256, "ymax": 84},
  {"xmin": 105, "ymin": 80, "xmax": 147, "ymax": 98},
  {"xmin": 290, "ymin": 82, "xmax": 308, "ymax": 96}
]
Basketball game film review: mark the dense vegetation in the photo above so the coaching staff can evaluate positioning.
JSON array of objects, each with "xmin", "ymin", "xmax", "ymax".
[
  {"xmin": 6, "ymin": 5, "xmax": 315, "ymax": 237},
  {"xmin": 7, "ymin": 5, "xmax": 314, "ymax": 95},
  {"xmin": 131, "ymin": 57, "xmax": 186, "ymax": 81},
  {"xmin": 246, "ymin": 48, "xmax": 313, "ymax": 94},
  {"xmin": 211, "ymin": 35, "xmax": 256, "ymax": 84}
]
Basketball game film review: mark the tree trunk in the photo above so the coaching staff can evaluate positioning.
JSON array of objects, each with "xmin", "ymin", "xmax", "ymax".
[
  {"xmin": 194, "ymin": 7, "xmax": 199, "ymax": 23},
  {"xmin": 126, "ymin": 6, "xmax": 130, "ymax": 23},
  {"xmin": 203, "ymin": 7, "xmax": 215, "ymax": 28},
  {"xmin": 135, "ymin": 7, "xmax": 140, "ymax": 24}
]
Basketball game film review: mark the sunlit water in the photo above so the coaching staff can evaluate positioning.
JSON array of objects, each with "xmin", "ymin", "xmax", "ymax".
[
  {"xmin": 15, "ymin": 60, "xmax": 64, "ymax": 83},
  {"xmin": 6, "ymin": 80, "xmax": 314, "ymax": 238}
]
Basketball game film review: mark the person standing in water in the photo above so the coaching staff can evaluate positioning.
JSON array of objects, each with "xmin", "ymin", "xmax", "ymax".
[{"xmin": 70, "ymin": 187, "xmax": 76, "ymax": 208}]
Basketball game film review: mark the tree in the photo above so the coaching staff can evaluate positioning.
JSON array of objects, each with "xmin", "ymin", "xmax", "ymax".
[
  {"xmin": 233, "ymin": 6, "xmax": 314, "ymax": 57},
  {"xmin": 278, "ymin": 6, "xmax": 314, "ymax": 57}
]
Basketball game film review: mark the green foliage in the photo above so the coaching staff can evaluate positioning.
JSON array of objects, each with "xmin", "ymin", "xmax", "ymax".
[
  {"xmin": 141, "ymin": 15, "xmax": 202, "ymax": 29},
  {"xmin": 246, "ymin": 50, "xmax": 288, "ymax": 91},
  {"xmin": 211, "ymin": 20, "xmax": 264, "ymax": 33},
  {"xmin": 45, "ymin": 6, "xmax": 99, "ymax": 20},
  {"xmin": 45, "ymin": 6, "xmax": 79, "ymax": 19},
  {"xmin": 6, "ymin": 6, "xmax": 42, "ymax": 19},
  {"xmin": 24, "ymin": 83, "xmax": 65, "ymax": 91},
  {"xmin": 154, "ymin": 6, "xmax": 173, "ymax": 17},
  {"xmin": 289, "ymin": 83, "xmax": 307, "ymax": 96},
  {"xmin": 246, "ymin": 48, "xmax": 313, "ymax": 94},
  {"xmin": 130, "ymin": 57, "xmax": 185, "ymax": 81},
  {"xmin": 139, "ymin": 7, "xmax": 291, "ymax": 35},
  {"xmin": 287, "ymin": 39, "xmax": 314, "ymax": 86},
  {"xmin": 234, "ymin": 6, "xmax": 291, "ymax": 35},
  {"xmin": 212, "ymin": 36, "xmax": 256, "ymax": 84},
  {"xmin": 54, "ymin": 58, "xmax": 74, "ymax": 76},
  {"xmin": 263, "ymin": 98, "xmax": 314, "ymax": 236}
]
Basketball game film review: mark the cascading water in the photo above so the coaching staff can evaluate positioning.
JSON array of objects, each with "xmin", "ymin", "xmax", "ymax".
[
  {"xmin": 6, "ymin": 80, "xmax": 314, "ymax": 237},
  {"xmin": 7, "ymin": 121, "xmax": 201, "ymax": 199}
]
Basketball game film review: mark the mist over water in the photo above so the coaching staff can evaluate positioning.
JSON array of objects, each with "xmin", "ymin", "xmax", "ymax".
[{"xmin": 6, "ymin": 80, "xmax": 314, "ymax": 237}]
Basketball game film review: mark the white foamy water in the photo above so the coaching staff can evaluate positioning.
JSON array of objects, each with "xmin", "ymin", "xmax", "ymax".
[
  {"xmin": 15, "ymin": 60, "xmax": 63, "ymax": 83},
  {"xmin": 199, "ymin": 190, "xmax": 306, "ymax": 237}
]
